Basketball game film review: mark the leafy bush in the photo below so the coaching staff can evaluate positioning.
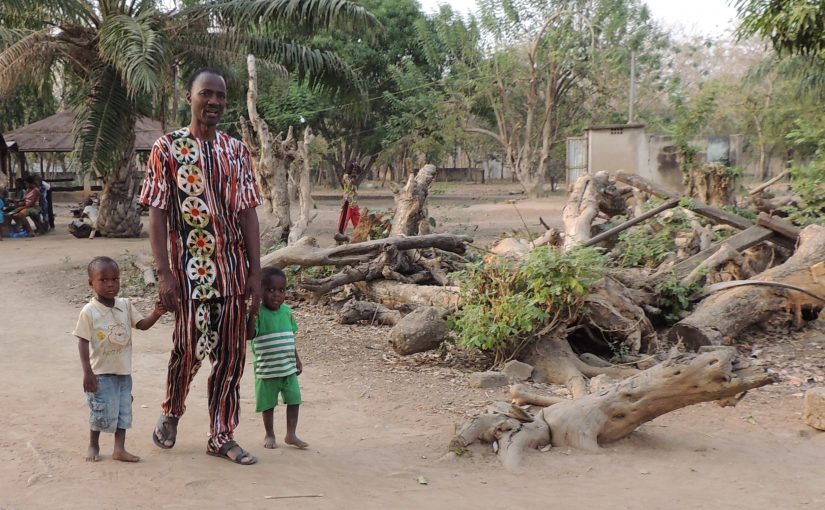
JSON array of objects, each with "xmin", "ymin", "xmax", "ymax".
[
  {"xmin": 654, "ymin": 273, "xmax": 701, "ymax": 324},
  {"xmin": 782, "ymin": 119, "xmax": 825, "ymax": 226},
  {"xmin": 450, "ymin": 246, "xmax": 607, "ymax": 363},
  {"xmin": 784, "ymin": 163, "xmax": 825, "ymax": 226}
]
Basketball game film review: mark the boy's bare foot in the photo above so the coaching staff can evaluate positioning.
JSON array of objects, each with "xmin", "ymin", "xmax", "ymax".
[
  {"xmin": 112, "ymin": 449, "xmax": 140, "ymax": 462},
  {"xmin": 284, "ymin": 434, "xmax": 309, "ymax": 449},
  {"xmin": 264, "ymin": 435, "xmax": 278, "ymax": 449},
  {"xmin": 86, "ymin": 445, "xmax": 101, "ymax": 462}
]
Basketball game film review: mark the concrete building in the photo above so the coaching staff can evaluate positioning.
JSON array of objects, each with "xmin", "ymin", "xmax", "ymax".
[{"xmin": 566, "ymin": 124, "xmax": 745, "ymax": 191}]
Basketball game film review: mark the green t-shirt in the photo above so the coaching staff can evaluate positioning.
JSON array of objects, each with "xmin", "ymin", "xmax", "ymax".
[{"xmin": 251, "ymin": 304, "xmax": 298, "ymax": 379}]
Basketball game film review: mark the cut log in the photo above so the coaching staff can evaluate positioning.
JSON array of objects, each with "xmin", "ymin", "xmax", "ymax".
[
  {"xmin": 355, "ymin": 280, "xmax": 459, "ymax": 311},
  {"xmin": 669, "ymin": 224, "xmax": 825, "ymax": 349},
  {"xmin": 338, "ymin": 300, "xmax": 401, "ymax": 326},
  {"xmin": 757, "ymin": 212, "xmax": 801, "ymax": 243},
  {"xmin": 451, "ymin": 349, "xmax": 775, "ymax": 467},
  {"xmin": 261, "ymin": 233, "xmax": 473, "ymax": 269}
]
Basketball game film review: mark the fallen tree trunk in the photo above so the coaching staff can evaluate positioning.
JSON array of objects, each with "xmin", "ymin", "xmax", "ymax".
[
  {"xmin": 354, "ymin": 280, "xmax": 459, "ymax": 311},
  {"xmin": 261, "ymin": 233, "xmax": 472, "ymax": 269},
  {"xmin": 338, "ymin": 300, "xmax": 401, "ymax": 326},
  {"xmin": 669, "ymin": 224, "xmax": 825, "ymax": 349},
  {"xmin": 451, "ymin": 349, "xmax": 775, "ymax": 468},
  {"xmin": 540, "ymin": 348, "xmax": 774, "ymax": 450}
]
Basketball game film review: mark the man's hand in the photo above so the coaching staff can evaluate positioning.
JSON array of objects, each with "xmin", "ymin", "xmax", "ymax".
[
  {"xmin": 83, "ymin": 372, "xmax": 98, "ymax": 393},
  {"xmin": 158, "ymin": 269, "xmax": 180, "ymax": 313},
  {"xmin": 245, "ymin": 271, "xmax": 262, "ymax": 317},
  {"xmin": 296, "ymin": 358, "xmax": 303, "ymax": 376}
]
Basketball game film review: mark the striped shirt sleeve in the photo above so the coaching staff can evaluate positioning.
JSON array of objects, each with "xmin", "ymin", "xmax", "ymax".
[
  {"xmin": 236, "ymin": 142, "xmax": 262, "ymax": 211},
  {"xmin": 139, "ymin": 141, "xmax": 170, "ymax": 209}
]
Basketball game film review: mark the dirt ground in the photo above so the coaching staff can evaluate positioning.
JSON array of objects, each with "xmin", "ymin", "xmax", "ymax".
[{"xmin": 2, "ymin": 182, "xmax": 825, "ymax": 510}]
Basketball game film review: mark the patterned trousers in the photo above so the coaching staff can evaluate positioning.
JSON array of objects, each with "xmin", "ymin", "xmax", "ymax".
[{"xmin": 162, "ymin": 295, "xmax": 246, "ymax": 448}]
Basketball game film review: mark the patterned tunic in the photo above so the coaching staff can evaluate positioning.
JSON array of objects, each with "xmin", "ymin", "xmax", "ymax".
[{"xmin": 139, "ymin": 127, "xmax": 262, "ymax": 301}]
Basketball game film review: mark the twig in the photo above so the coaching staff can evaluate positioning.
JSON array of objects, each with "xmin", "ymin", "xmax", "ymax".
[
  {"xmin": 509, "ymin": 201, "xmax": 535, "ymax": 247},
  {"xmin": 264, "ymin": 494, "xmax": 324, "ymax": 500}
]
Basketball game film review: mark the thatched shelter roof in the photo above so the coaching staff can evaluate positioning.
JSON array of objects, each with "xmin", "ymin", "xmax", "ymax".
[{"xmin": 4, "ymin": 110, "xmax": 164, "ymax": 153}]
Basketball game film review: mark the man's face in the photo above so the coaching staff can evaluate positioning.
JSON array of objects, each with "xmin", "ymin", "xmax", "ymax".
[{"xmin": 187, "ymin": 72, "xmax": 227, "ymax": 127}]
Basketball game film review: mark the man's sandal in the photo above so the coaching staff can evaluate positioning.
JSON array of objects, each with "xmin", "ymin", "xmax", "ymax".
[
  {"xmin": 206, "ymin": 440, "xmax": 257, "ymax": 465},
  {"xmin": 152, "ymin": 415, "xmax": 179, "ymax": 450}
]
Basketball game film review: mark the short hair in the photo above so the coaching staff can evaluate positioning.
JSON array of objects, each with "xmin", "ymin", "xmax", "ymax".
[
  {"xmin": 186, "ymin": 68, "xmax": 225, "ymax": 92},
  {"xmin": 262, "ymin": 266, "xmax": 286, "ymax": 284},
  {"xmin": 87, "ymin": 256, "xmax": 119, "ymax": 277},
  {"xmin": 23, "ymin": 175, "xmax": 36, "ymax": 185}
]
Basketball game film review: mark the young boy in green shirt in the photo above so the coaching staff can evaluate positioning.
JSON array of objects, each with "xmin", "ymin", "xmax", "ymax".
[{"xmin": 246, "ymin": 267, "xmax": 308, "ymax": 449}]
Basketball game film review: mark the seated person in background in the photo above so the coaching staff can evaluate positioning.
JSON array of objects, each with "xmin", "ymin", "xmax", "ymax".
[
  {"xmin": 9, "ymin": 176, "xmax": 41, "ymax": 237},
  {"xmin": 69, "ymin": 197, "xmax": 99, "ymax": 239}
]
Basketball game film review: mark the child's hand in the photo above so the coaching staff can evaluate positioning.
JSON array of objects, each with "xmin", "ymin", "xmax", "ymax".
[
  {"xmin": 296, "ymin": 358, "xmax": 303, "ymax": 376},
  {"xmin": 154, "ymin": 300, "xmax": 167, "ymax": 316},
  {"xmin": 83, "ymin": 372, "xmax": 98, "ymax": 393}
]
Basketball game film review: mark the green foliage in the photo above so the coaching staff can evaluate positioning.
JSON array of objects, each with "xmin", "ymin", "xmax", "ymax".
[
  {"xmin": 654, "ymin": 273, "xmax": 700, "ymax": 324},
  {"xmin": 0, "ymin": 0, "xmax": 377, "ymax": 183},
  {"xmin": 614, "ymin": 209, "xmax": 693, "ymax": 268},
  {"xmin": 283, "ymin": 264, "xmax": 338, "ymax": 290},
  {"xmin": 781, "ymin": 118, "xmax": 825, "ymax": 226},
  {"xmin": 735, "ymin": 0, "xmax": 825, "ymax": 56},
  {"xmin": 450, "ymin": 246, "xmax": 607, "ymax": 362},
  {"xmin": 666, "ymin": 80, "xmax": 718, "ymax": 170}
]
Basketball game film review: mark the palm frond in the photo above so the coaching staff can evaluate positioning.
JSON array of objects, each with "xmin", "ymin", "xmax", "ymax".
[
  {"xmin": 0, "ymin": 29, "xmax": 58, "ymax": 95},
  {"xmin": 99, "ymin": 12, "xmax": 170, "ymax": 98},
  {"xmin": 179, "ymin": 0, "xmax": 380, "ymax": 34},
  {"xmin": 0, "ymin": 0, "xmax": 99, "ymax": 29},
  {"xmin": 177, "ymin": 31, "xmax": 364, "ymax": 96},
  {"xmin": 74, "ymin": 64, "xmax": 138, "ymax": 179}
]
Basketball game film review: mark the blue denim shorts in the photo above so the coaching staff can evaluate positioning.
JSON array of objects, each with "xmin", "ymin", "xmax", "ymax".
[{"xmin": 86, "ymin": 374, "xmax": 132, "ymax": 433}]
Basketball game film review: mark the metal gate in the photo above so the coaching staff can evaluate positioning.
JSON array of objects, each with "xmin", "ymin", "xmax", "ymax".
[{"xmin": 566, "ymin": 136, "xmax": 588, "ymax": 185}]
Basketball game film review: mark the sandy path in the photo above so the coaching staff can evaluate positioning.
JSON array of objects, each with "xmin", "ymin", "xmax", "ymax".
[{"xmin": 2, "ymin": 206, "xmax": 825, "ymax": 509}]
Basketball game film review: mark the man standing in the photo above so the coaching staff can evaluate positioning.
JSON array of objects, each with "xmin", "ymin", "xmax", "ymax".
[{"xmin": 140, "ymin": 68, "xmax": 262, "ymax": 465}]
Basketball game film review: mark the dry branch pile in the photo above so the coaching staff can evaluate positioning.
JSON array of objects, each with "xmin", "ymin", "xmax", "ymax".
[{"xmin": 255, "ymin": 163, "xmax": 822, "ymax": 467}]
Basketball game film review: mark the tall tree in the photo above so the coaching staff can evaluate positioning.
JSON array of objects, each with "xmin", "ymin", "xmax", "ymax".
[
  {"xmin": 0, "ymin": 0, "xmax": 377, "ymax": 236},
  {"xmin": 452, "ymin": 0, "xmax": 664, "ymax": 197}
]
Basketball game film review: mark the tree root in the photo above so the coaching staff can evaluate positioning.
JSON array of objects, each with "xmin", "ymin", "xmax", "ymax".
[{"xmin": 451, "ymin": 349, "xmax": 775, "ymax": 467}]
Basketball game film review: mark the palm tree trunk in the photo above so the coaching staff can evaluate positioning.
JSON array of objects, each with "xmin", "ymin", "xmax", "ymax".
[{"xmin": 97, "ymin": 130, "xmax": 142, "ymax": 238}]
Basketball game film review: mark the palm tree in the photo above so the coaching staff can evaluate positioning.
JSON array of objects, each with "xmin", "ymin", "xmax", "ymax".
[{"xmin": 0, "ymin": 0, "xmax": 377, "ymax": 236}]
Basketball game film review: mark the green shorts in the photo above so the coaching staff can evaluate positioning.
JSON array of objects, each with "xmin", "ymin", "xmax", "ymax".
[{"xmin": 255, "ymin": 373, "xmax": 302, "ymax": 412}]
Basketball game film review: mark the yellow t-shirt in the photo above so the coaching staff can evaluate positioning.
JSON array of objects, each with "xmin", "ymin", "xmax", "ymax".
[{"xmin": 72, "ymin": 297, "xmax": 143, "ymax": 375}]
